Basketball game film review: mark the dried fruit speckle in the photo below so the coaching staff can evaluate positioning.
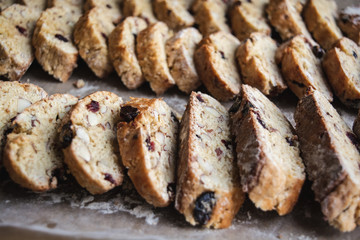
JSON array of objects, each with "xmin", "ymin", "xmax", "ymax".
[
  {"xmin": 120, "ymin": 106, "xmax": 139, "ymax": 122},
  {"xmin": 146, "ymin": 136, "xmax": 155, "ymax": 152},
  {"xmin": 86, "ymin": 100, "xmax": 100, "ymax": 113},
  {"xmin": 193, "ymin": 192, "xmax": 216, "ymax": 226},
  {"xmin": 104, "ymin": 173, "xmax": 116, "ymax": 184}
]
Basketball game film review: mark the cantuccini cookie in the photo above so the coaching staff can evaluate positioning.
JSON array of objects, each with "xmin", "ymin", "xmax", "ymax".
[
  {"xmin": 59, "ymin": 91, "xmax": 124, "ymax": 195},
  {"xmin": 192, "ymin": 0, "xmax": 230, "ymax": 36},
  {"xmin": 153, "ymin": 0, "xmax": 194, "ymax": 30},
  {"xmin": 276, "ymin": 35, "xmax": 333, "ymax": 101},
  {"xmin": 166, "ymin": 27, "xmax": 202, "ymax": 94},
  {"xmin": 230, "ymin": 84, "xmax": 305, "ymax": 215},
  {"xmin": 236, "ymin": 32, "xmax": 287, "ymax": 96},
  {"xmin": 137, "ymin": 22, "xmax": 175, "ymax": 95},
  {"xmin": 109, "ymin": 16, "xmax": 147, "ymax": 90},
  {"xmin": 230, "ymin": 0, "xmax": 271, "ymax": 41},
  {"xmin": 322, "ymin": 37, "xmax": 360, "ymax": 108},
  {"xmin": 338, "ymin": 6, "xmax": 360, "ymax": 46},
  {"xmin": 74, "ymin": 7, "xmax": 115, "ymax": 78},
  {"xmin": 176, "ymin": 92, "xmax": 244, "ymax": 229},
  {"xmin": 117, "ymin": 98, "xmax": 179, "ymax": 207},
  {"xmin": 3, "ymin": 94, "xmax": 77, "ymax": 192},
  {"xmin": 295, "ymin": 90, "xmax": 360, "ymax": 232},
  {"xmin": 194, "ymin": 31, "xmax": 241, "ymax": 101},
  {"xmin": 303, "ymin": 0, "xmax": 342, "ymax": 50},
  {"xmin": 32, "ymin": 4, "xmax": 83, "ymax": 82},
  {"xmin": 266, "ymin": 0, "xmax": 311, "ymax": 41},
  {"xmin": 123, "ymin": 0, "xmax": 157, "ymax": 24},
  {"xmin": 84, "ymin": 0, "xmax": 122, "ymax": 25}
]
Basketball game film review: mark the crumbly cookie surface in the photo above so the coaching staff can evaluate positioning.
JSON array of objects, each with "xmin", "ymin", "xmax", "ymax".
[
  {"xmin": 338, "ymin": 6, "xmax": 360, "ymax": 46},
  {"xmin": 84, "ymin": 0, "xmax": 122, "ymax": 25}
]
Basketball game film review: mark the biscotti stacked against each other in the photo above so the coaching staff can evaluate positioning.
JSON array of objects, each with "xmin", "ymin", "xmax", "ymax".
[
  {"xmin": 295, "ymin": 89, "xmax": 360, "ymax": 232},
  {"xmin": 176, "ymin": 92, "xmax": 244, "ymax": 228},
  {"xmin": 230, "ymin": 84, "xmax": 305, "ymax": 215},
  {"xmin": 338, "ymin": 6, "xmax": 360, "ymax": 45},
  {"xmin": 117, "ymin": 98, "xmax": 179, "ymax": 207},
  {"xmin": 4, "ymin": 94, "xmax": 78, "ymax": 192},
  {"xmin": 32, "ymin": 0, "xmax": 83, "ymax": 82},
  {"xmin": 59, "ymin": 91, "xmax": 124, "ymax": 194},
  {"xmin": 0, "ymin": 1, "xmax": 46, "ymax": 81}
]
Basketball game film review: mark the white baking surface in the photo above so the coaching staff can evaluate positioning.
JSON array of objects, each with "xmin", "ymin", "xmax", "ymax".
[{"xmin": 1, "ymin": 0, "xmax": 359, "ymax": 239}]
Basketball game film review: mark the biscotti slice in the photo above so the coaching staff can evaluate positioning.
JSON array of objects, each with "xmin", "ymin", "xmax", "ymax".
[
  {"xmin": 230, "ymin": 0, "xmax": 271, "ymax": 41},
  {"xmin": 266, "ymin": 0, "xmax": 311, "ymax": 41},
  {"xmin": 123, "ymin": 0, "xmax": 157, "ymax": 24},
  {"xmin": 166, "ymin": 27, "xmax": 202, "ymax": 94},
  {"xmin": 59, "ymin": 91, "xmax": 123, "ymax": 194},
  {"xmin": 0, "ymin": 0, "xmax": 15, "ymax": 12},
  {"xmin": 276, "ymin": 35, "xmax": 333, "ymax": 101},
  {"xmin": 230, "ymin": 84, "xmax": 305, "ymax": 215},
  {"xmin": 322, "ymin": 37, "xmax": 360, "ymax": 108},
  {"xmin": 192, "ymin": 0, "xmax": 230, "ymax": 36},
  {"xmin": 84, "ymin": 0, "xmax": 122, "ymax": 25},
  {"xmin": 137, "ymin": 22, "xmax": 175, "ymax": 95},
  {"xmin": 295, "ymin": 90, "xmax": 360, "ymax": 232},
  {"xmin": 32, "ymin": 5, "xmax": 83, "ymax": 82},
  {"xmin": 109, "ymin": 17, "xmax": 147, "ymax": 90},
  {"xmin": 176, "ymin": 92, "xmax": 244, "ymax": 229},
  {"xmin": 74, "ymin": 7, "xmax": 115, "ymax": 78},
  {"xmin": 153, "ymin": 0, "xmax": 194, "ymax": 31},
  {"xmin": 0, "ymin": 4, "xmax": 43, "ymax": 81},
  {"xmin": 117, "ymin": 98, "xmax": 179, "ymax": 207},
  {"xmin": 3, "ymin": 94, "xmax": 78, "ymax": 192},
  {"xmin": 303, "ymin": 0, "xmax": 342, "ymax": 50},
  {"xmin": 236, "ymin": 32, "xmax": 287, "ymax": 96},
  {"xmin": 0, "ymin": 81, "xmax": 47, "ymax": 167},
  {"xmin": 338, "ymin": 6, "xmax": 360, "ymax": 47},
  {"xmin": 194, "ymin": 31, "xmax": 241, "ymax": 101}
]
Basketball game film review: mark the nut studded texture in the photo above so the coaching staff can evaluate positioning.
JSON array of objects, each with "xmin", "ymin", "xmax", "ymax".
[
  {"xmin": 117, "ymin": 98, "xmax": 179, "ymax": 207},
  {"xmin": 295, "ymin": 90, "xmax": 360, "ymax": 232},
  {"xmin": 276, "ymin": 35, "xmax": 333, "ymax": 101},
  {"xmin": 194, "ymin": 31, "xmax": 241, "ymax": 101},
  {"xmin": 84, "ymin": 0, "xmax": 122, "ymax": 25},
  {"xmin": 192, "ymin": 0, "xmax": 230, "ymax": 36},
  {"xmin": 32, "ymin": 4, "xmax": 83, "ymax": 82},
  {"xmin": 322, "ymin": 37, "xmax": 360, "ymax": 108},
  {"xmin": 0, "ymin": 81, "xmax": 47, "ymax": 167},
  {"xmin": 266, "ymin": 0, "xmax": 311, "ymax": 41},
  {"xmin": 338, "ymin": 6, "xmax": 360, "ymax": 45},
  {"xmin": 109, "ymin": 17, "xmax": 148, "ymax": 90},
  {"xmin": 3, "ymin": 94, "xmax": 78, "ymax": 192},
  {"xmin": 303, "ymin": 0, "xmax": 342, "ymax": 50},
  {"xmin": 236, "ymin": 32, "xmax": 287, "ymax": 96},
  {"xmin": 59, "ymin": 91, "xmax": 124, "ymax": 195},
  {"xmin": 137, "ymin": 22, "xmax": 175, "ymax": 95},
  {"xmin": 166, "ymin": 27, "xmax": 202, "ymax": 94},
  {"xmin": 175, "ymin": 92, "xmax": 244, "ymax": 229},
  {"xmin": 230, "ymin": 0, "xmax": 271, "ymax": 41},
  {"xmin": 230, "ymin": 84, "xmax": 305, "ymax": 215},
  {"xmin": 0, "ymin": 4, "xmax": 43, "ymax": 81},
  {"xmin": 123, "ymin": 0, "xmax": 157, "ymax": 24},
  {"xmin": 153, "ymin": 0, "xmax": 194, "ymax": 31}
]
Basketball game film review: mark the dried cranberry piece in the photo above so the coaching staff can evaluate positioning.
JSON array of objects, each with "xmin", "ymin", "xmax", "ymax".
[
  {"xmin": 193, "ymin": 192, "xmax": 216, "ymax": 225},
  {"xmin": 86, "ymin": 100, "xmax": 100, "ymax": 112},
  {"xmin": 145, "ymin": 136, "xmax": 155, "ymax": 152},
  {"xmin": 104, "ymin": 173, "xmax": 116, "ymax": 184},
  {"xmin": 312, "ymin": 45, "xmax": 325, "ymax": 58},
  {"xmin": 55, "ymin": 34, "xmax": 69, "ymax": 42},
  {"xmin": 215, "ymin": 148, "xmax": 223, "ymax": 156},
  {"xmin": 16, "ymin": 25, "xmax": 27, "ymax": 36},
  {"xmin": 120, "ymin": 106, "xmax": 139, "ymax": 122},
  {"xmin": 196, "ymin": 94, "xmax": 205, "ymax": 102}
]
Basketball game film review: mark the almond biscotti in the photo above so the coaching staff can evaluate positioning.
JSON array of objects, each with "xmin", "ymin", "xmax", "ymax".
[
  {"xmin": 84, "ymin": 0, "xmax": 122, "ymax": 25},
  {"xmin": 276, "ymin": 35, "xmax": 333, "ymax": 101},
  {"xmin": 137, "ymin": 22, "xmax": 175, "ymax": 95},
  {"xmin": 117, "ymin": 98, "xmax": 179, "ymax": 207},
  {"xmin": 3, "ymin": 94, "xmax": 78, "ymax": 192},
  {"xmin": 322, "ymin": 37, "xmax": 360, "ymax": 108},
  {"xmin": 295, "ymin": 90, "xmax": 360, "ymax": 232},
  {"xmin": 267, "ymin": 0, "xmax": 311, "ymax": 41},
  {"xmin": 32, "ymin": 4, "xmax": 83, "ymax": 82},
  {"xmin": 176, "ymin": 92, "xmax": 244, "ymax": 229},
  {"xmin": 230, "ymin": 0, "xmax": 271, "ymax": 41},
  {"xmin": 236, "ymin": 32, "xmax": 287, "ymax": 96},
  {"xmin": 230, "ymin": 84, "xmax": 305, "ymax": 215},
  {"xmin": 194, "ymin": 31, "xmax": 241, "ymax": 101},
  {"xmin": 303, "ymin": 0, "xmax": 342, "ymax": 50},
  {"xmin": 59, "ymin": 91, "xmax": 124, "ymax": 195},
  {"xmin": 166, "ymin": 27, "xmax": 202, "ymax": 94},
  {"xmin": 109, "ymin": 17, "xmax": 147, "ymax": 90},
  {"xmin": 192, "ymin": 0, "xmax": 230, "ymax": 36},
  {"xmin": 338, "ymin": 6, "xmax": 360, "ymax": 46},
  {"xmin": 123, "ymin": 0, "xmax": 157, "ymax": 24}
]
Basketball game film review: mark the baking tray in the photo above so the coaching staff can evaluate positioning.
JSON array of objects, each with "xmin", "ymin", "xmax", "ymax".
[{"xmin": 1, "ymin": 0, "xmax": 360, "ymax": 239}]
